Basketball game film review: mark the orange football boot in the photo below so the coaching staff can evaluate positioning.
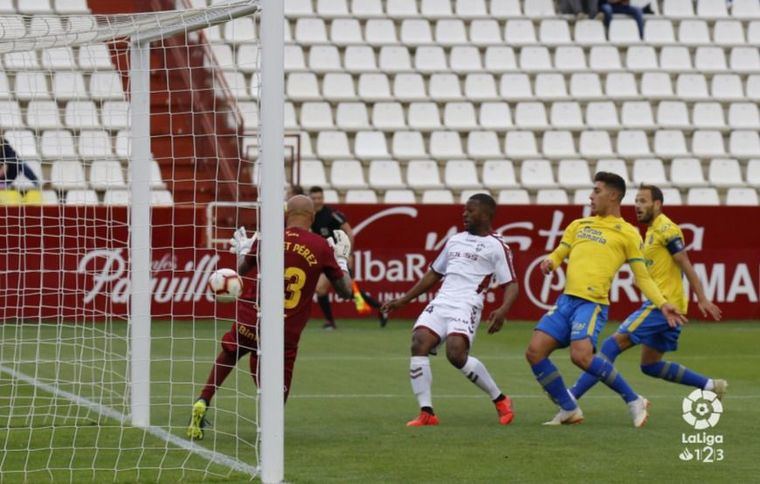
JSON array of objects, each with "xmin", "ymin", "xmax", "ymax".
[
  {"xmin": 495, "ymin": 396, "xmax": 514, "ymax": 425},
  {"xmin": 406, "ymin": 411, "xmax": 440, "ymax": 427}
]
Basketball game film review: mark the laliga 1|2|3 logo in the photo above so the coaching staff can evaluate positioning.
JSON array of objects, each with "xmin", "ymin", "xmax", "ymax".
[{"xmin": 678, "ymin": 389, "xmax": 725, "ymax": 463}]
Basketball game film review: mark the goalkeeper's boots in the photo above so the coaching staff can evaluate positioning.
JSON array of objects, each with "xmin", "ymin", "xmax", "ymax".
[
  {"xmin": 187, "ymin": 398, "xmax": 210, "ymax": 440},
  {"xmin": 406, "ymin": 411, "xmax": 439, "ymax": 427},
  {"xmin": 352, "ymin": 282, "xmax": 372, "ymax": 315},
  {"xmin": 494, "ymin": 396, "xmax": 514, "ymax": 425},
  {"xmin": 713, "ymin": 379, "xmax": 728, "ymax": 400}
]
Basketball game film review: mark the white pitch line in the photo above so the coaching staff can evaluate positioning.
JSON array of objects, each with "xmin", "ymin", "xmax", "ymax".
[
  {"xmin": 289, "ymin": 393, "xmax": 760, "ymax": 400},
  {"xmin": 0, "ymin": 364, "xmax": 258, "ymax": 478},
  {"xmin": 297, "ymin": 354, "xmax": 760, "ymax": 361}
]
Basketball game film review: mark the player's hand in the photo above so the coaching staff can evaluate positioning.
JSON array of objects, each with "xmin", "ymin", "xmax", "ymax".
[
  {"xmin": 486, "ymin": 308, "xmax": 508, "ymax": 334},
  {"xmin": 381, "ymin": 298, "xmax": 406, "ymax": 314},
  {"xmin": 661, "ymin": 303, "xmax": 688, "ymax": 328},
  {"xmin": 697, "ymin": 299, "xmax": 722, "ymax": 321},
  {"xmin": 228, "ymin": 226, "xmax": 258, "ymax": 256},
  {"xmin": 539, "ymin": 258, "xmax": 554, "ymax": 275},
  {"xmin": 328, "ymin": 229, "xmax": 351, "ymax": 271}
]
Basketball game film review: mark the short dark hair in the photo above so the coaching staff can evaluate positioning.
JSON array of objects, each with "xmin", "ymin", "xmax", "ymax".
[
  {"xmin": 290, "ymin": 184, "xmax": 305, "ymax": 195},
  {"xmin": 594, "ymin": 172, "xmax": 626, "ymax": 201},
  {"xmin": 308, "ymin": 186, "xmax": 323, "ymax": 194},
  {"xmin": 468, "ymin": 193, "xmax": 497, "ymax": 216},
  {"xmin": 638, "ymin": 183, "xmax": 664, "ymax": 204}
]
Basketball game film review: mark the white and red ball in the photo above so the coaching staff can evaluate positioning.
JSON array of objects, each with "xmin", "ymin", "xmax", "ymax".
[{"xmin": 207, "ymin": 268, "xmax": 243, "ymax": 303}]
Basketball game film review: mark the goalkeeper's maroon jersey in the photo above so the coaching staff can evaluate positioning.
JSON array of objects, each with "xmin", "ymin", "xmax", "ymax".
[{"xmin": 238, "ymin": 226, "xmax": 344, "ymax": 345}]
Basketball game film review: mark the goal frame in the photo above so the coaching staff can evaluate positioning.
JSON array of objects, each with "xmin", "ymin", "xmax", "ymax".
[{"xmin": 128, "ymin": 1, "xmax": 284, "ymax": 481}]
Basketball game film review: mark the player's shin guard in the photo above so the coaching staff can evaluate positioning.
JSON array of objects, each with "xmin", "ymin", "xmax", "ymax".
[
  {"xmin": 531, "ymin": 358, "xmax": 576, "ymax": 411},
  {"xmin": 571, "ymin": 337, "xmax": 624, "ymax": 399},
  {"xmin": 460, "ymin": 356, "xmax": 502, "ymax": 400},
  {"xmin": 640, "ymin": 361, "xmax": 709, "ymax": 389},
  {"xmin": 586, "ymin": 356, "xmax": 638, "ymax": 403},
  {"xmin": 410, "ymin": 356, "xmax": 433, "ymax": 409}
]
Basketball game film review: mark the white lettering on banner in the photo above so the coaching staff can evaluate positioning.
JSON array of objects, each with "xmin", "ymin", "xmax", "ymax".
[
  {"xmin": 610, "ymin": 265, "xmax": 640, "ymax": 303},
  {"xmin": 523, "ymin": 255, "xmax": 566, "ymax": 310},
  {"xmin": 689, "ymin": 264, "xmax": 758, "ymax": 303},
  {"xmin": 680, "ymin": 223, "xmax": 705, "ymax": 251},
  {"xmin": 354, "ymin": 250, "xmax": 426, "ymax": 283},
  {"xmin": 77, "ymin": 249, "xmax": 220, "ymax": 305},
  {"xmin": 493, "ymin": 221, "xmax": 533, "ymax": 250},
  {"xmin": 352, "ymin": 206, "xmax": 418, "ymax": 237},
  {"xmin": 537, "ymin": 210, "xmax": 568, "ymax": 251}
]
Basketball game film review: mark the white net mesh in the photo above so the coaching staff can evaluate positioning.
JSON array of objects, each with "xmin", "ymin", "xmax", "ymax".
[{"xmin": 0, "ymin": 1, "xmax": 261, "ymax": 480}]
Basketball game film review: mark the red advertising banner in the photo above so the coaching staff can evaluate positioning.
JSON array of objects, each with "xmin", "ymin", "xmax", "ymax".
[{"xmin": 1, "ymin": 205, "xmax": 758, "ymax": 323}]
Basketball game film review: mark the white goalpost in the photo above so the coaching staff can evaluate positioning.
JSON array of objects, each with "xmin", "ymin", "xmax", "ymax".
[{"xmin": 0, "ymin": 0, "xmax": 284, "ymax": 481}]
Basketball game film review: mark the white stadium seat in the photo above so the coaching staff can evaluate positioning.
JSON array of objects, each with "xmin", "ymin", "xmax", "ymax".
[
  {"xmin": 65, "ymin": 100, "xmax": 99, "ymax": 129},
  {"xmin": 323, "ymin": 73, "xmax": 357, "ymax": 102},
  {"xmin": 299, "ymin": 160, "xmax": 329, "ymax": 187},
  {"xmin": 391, "ymin": 131, "xmax": 427, "ymax": 159},
  {"xmin": 671, "ymin": 158, "xmax": 708, "ymax": 188},
  {"xmin": 692, "ymin": 130, "xmax": 727, "ymax": 158},
  {"xmin": 78, "ymin": 130, "xmax": 113, "ymax": 159},
  {"xmin": 300, "ymin": 102, "xmax": 334, "ymax": 131},
  {"xmin": 692, "ymin": 102, "xmax": 727, "ymax": 130},
  {"xmin": 409, "ymin": 102, "xmax": 442, "ymax": 130},
  {"xmin": 345, "ymin": 190, "xmax": 378, "ymax": 204},
  {"xmin": 633, "ymin": 158, "xmax": 669, "ymax": 186},
  {"xmin": 383, "ymin": 189, "xmax": 416, "ymax": 204},
  {"xmin": 89, "ymin": 160, "xmax": 126, "ymax": 190},
  {"xmin": 504, "ymin": 131, "xmax": 539, "ymax": 159},
  {"xmin": 467, "ymin": 131, "xmax": 502, "ymax": 159},
  {"xmin": 617, "ymin": 130, "xmax": 652, "ymax": 158},
  {"xmin": 0, "ymin": 101, "xmax": 24, "ymax": 128},
  {"xmin": 368, "ymin": 160, "xmax": 405, "ymax": 190},
  {"xmin": 596, "ymin": 159, "xmax": 631, "ymax": 184},
  {"xmin": 27, "ymin": 101, "xmax": 62, "ymax": 129},
  {"xmin": 621, "ymin": 102, "xmax": 655, "ymax": 129},
  {"xmin": 479, "ymin": 102, "xmax": 513, "ymax": 131},
  {"xmin": 351, "ymin": 0, "xmax": 383, "ymax": 18},
  {"xmin": 317, "ymin": 0, "xmax": 350, "ymax": 18},
  {"xmin": 429, "ymin": 131, "xmax": 464, "ymax": 159},
  {"xmin": 728, "ymin": 102, "xmax": 760, "ymax": 129},
  {"xmin": 354, "ymin": 131, "xmax": 390, "ymax": 160},
  {"xmin": 586, "ymin": 102, "xmax": 620, "ymax": 130},
  {"xmin": 725, "ymin": 188, "xmax": 759, "ymax": 206},
  {"xmin": 714, "ymin": 20, "xmax": 745, "ymax": 46},
  {"xmin": 422, "ymin": 189, "xmax": 454, "ymax": 204},
  {"xmin": 708, "ymin": 158, "xmax": 744, "ymax": 188},
  {"xmin": 482, "ymin": 160, "xmax": 519, "ymax": 189},
  {"xmin": 373, "ymin": 102, "xmax": 406, "ymax": 130},
  {"xmin": 316, "ymin": 131, "xmax": 351, "ymax": 159},
  {"xmin": 365, "ymin": 19, "xmax": 398, "ymax": 45},
  {"xmin": 542, "ymin": 131, "xmax": 577, "ymax": 159},
  {"xmin": 470, "ymin": 19, "xmax": 503, "ymax": 45},
  {"xmin": 407, "ymin": 160, "xmax": 444, "ymax": 189},
  {"xmin": 730, "ymin": 131, "xmax": 760, "ymax": 158},
  {"xmin": 400, "ymin": 19, "xmax": 434, "ymax": 46},
  {"xmin": 550, "ymin": 102, "xmax": 584, "ymax": 130},
  {"xmin": 536, "ymin": 189, "xmax": 569, "ymax": 205},
  {"xmin": 656, "ymin": 101, "xmax": 690, "ymax": 129},
  {"xmin": 579, "ymin": 131, "xmax": 615, "ymax": 159},
  {"xmin": 65, "ymin": 189, "xmax": 99, "ymax": 205},
  {"xmin": 498, "ymin": 189, "xmax": 530, "ymax": 204},
  {"xmin": 520, "ymin": 159, "xmax": 556, "ymax": 189},
  {"xmin": 435, "ymin": 20, "xmax": 468, "ymax": 46},
  {"xmin": 654, "ymin": 130, "xmax": 689, "ymax": 158},
  {"xmin": 444, "ymin": 159, "xmax": 481, "ymax": 190},
  {"xmin": 330, "ymin": 159, "xmax": 367, "ymax": 190},
  {"xmin": 557, "ymin": 159, "xmax": 592, "ymax": 189},
  {"xmin": 51, "ymin": 160, "xmax": 87, "ymax": 190},
  {"xmin": 687, "ymin": 188, "xmax": 720, "ymax": 205}
]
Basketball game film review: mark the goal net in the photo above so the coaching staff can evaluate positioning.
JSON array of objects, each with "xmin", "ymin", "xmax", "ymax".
[{"xmin": 0, "ymin": 1, "xmax": 283, "ymax": 481}]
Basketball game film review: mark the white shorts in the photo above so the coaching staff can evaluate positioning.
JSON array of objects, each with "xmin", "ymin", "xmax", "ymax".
[{"xmin": 413, "ymin": 301, "xmax": 482, "ymax": 347}]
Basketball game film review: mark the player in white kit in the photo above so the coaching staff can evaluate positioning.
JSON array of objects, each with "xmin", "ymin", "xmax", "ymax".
[{"xmin": 382, "ymin": 194, "xmax": 519, "ymax": 427}]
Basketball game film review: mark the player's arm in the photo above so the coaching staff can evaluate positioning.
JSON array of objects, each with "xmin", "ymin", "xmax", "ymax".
[
  {"xmin": 487, "ymin": 281, "xmax": 519, "ymax": 334},
  {"xmin": 672, "ymin": 250, "xmax": 722, "ymax": 320},
  {"xmin": 326, "ymin": 229, "xmax": 354, "ymax": 299},
  {"xmin": 540, "ymin": 220, "xmax": 577, "ymax": 274},
  {"xmin": 229, "ymin": 226, "xmax": 258, "ymax": 274},
  {"xmin": 339, "ymin": 221, "xmax": 354, "ymax": 247},
  {"xmin": 380, "ymin": 269, "xmax": 444, "ymax": 313}
]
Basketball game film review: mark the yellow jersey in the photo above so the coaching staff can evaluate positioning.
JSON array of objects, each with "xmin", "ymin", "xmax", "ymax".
[
  {"xmin": 644, "ymin": 213, "xmax": 687, "ymax": 313},
  {"xmin": 548, "ymin": 215, "xmax": 667, "ymax": 307}
]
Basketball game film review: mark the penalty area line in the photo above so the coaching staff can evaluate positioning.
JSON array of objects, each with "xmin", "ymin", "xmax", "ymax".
[{"xmin": 0, "ymin": 364, "xmax": 258, "ymax": 478}]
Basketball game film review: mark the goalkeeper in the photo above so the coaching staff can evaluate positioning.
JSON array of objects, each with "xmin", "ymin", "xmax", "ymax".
[{"xmin": 187, "ymin": 195, "xmax": 353, "ymax": 440}]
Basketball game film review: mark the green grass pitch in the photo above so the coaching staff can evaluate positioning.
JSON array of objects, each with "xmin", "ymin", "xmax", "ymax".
[{"xmin": 1, "ymin": 319, "xmax": 758, "ymax": 483}]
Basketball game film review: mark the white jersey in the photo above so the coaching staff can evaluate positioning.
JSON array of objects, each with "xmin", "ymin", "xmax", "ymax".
[{"xmin": 430, "ymin": 231, "xmax": 516, "ymax": 310}]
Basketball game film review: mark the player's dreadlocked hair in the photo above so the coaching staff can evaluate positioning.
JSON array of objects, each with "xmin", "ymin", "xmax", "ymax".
[
  {"xmin": 638, "ymin": 183, "xmax": 664, "ymax": 204},
  {"xmin": 468, "ymin": 193, "xmax": 497, "ymax": 217},
  {"xmin": 594, "ymin": 172, "xmax": 626, "ymax": 202}
]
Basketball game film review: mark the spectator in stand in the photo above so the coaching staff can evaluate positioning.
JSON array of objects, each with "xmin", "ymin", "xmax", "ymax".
[
  {"xmin": 0, "ymin": 133, "xmax": 39, "ymax": 189},
  {"xmin": 599, "ymin": 0, "xmax": 645, "ymax": 39},
  {"xmin": 559, "ymin": 0, "xmax": 598, "ymax": 17}
]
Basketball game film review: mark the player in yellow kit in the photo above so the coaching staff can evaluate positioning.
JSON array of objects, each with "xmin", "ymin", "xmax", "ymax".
[
  {"xmin": 525, "ymin": 172, "xmax": 686, "ymax": 427},
  {"xmin": 570, "ymin": 184, "xmax": 726, "ymax": 404}
]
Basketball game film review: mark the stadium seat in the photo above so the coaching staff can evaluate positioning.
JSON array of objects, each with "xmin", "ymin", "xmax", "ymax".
[
  {"xmin": 344, "ymin": 46, "xmax": 377, "ymax": 73},
  {"xmin": 414, "ymin": 46, "xmax": 447, "ymax": 73},
  {"xmin": 663, "ymin": 0, "xmax": 694, "ymax": 18},
  {"xmin": 150, "ymin": 190, "xmax": 173, "ymax": 206},
  {"xmin": 18, "ymin": 0, "xmax": 54, "ymax": 14},
  {"xmin": 89, "ymin": 160, "xmax": 126, "ymax": 190},
  {"xmin": 519, "ymin": 46, "xmax": 552, "ymax": 72},
  {"xmin": 387, "ymin": 0, "xmax": 420, "ymax": 18},
  {"xmin": 732, "ymin": 0, "xmax": 760, "ymax": 18},
  {"xmin": 54, "ymin": 0, "xmax": 91, "ymax": 14},
  {"xmin": 695, "ymin": 47, "xmax": 728, "ymax": 73},
  {"xmin": 479, "ymin": 102, "xmax": 513, "ymax": 131},
  {"xmin": 574, "ymin": 19, "xmax": 606, "ymax": 46},
  {"xmin": 331, "ymin": 160, "xmax": 367, "ymax": 190},
  {"xmin": 708, "ymin": 158, "xmax": 744, "ymax": 188},
  {"xmin": 539, "ymin": 19, "xmax": 572, "ymax": 46},
  {"xmin": 373, "ymin": 102, "xmax": 406, "ymax": 130},
  {"xmin": 354, "ymin": 131, "xmax": 390, "ymax": 160},
  {"xmin": 571, "ymin": 189, "xmax": 592, "ymax": 205},
  {"xmin": 0, "ymin": 73, "xmax": 12, "ymax": 100},
  {"xmin": 618, "ymin": 130, "xmax": 652, "ymax": 158},
  {"xmin": 41, "ymin": 130, "xmax": 76, "ymax": 159},
  {"xmin": 294, "ymin": 18, "xmax": 327, "ymax": 45},
  {"xmin": 570, "ymin": 73, "xmax": 604, "ymax": 101},
  {"xmin": 422, "ymin": 0, "xmax": 454, "ymax": 18},
  {"xmin": 51, "ymin": 160, "xmax": 87, "ymax": 190},
  {"xmin": 368, "ymin": 160, "xmax": 405, "ymax": 190},
  {"xmin": 697, "ymin": 0, "xmax": 728, "ymax": 18},
  {"xmin": 64, "ymin": 101, "xmax": 99, "ymax": 129},
  {"xmin": 470, "ymin": 19, "xmax": 502, "ymax": 45},
  {"xmin": 284, "ymin": 103, "xmax": 298, "ymax": 130},
  {"xmin": 89, "ymin": 71, "xmax": 124, "ymax": 100},
  {"xmin": 515, "ymin": 102, "xmax": 548, "ymax": 130},
  {"xmin": 604, "ymin": 73, "xmax": 639, "ymax": 101},
  {"xmin": 550, "ymin": 102, "xmax": 584, "ymax": 130},
  {"xmin": 351, "ymin": 0, "xmax": 383, "ymax": 18},
  {"xmin": 610, "ymin": 19, "xmax": 642, "ymax": 45},
  {"xmin": 725, "ymin": 188, "xmax": 759, "ymax": 206},
  {"xmin": 223, "ymin": 16, "xmax": 257, "ymax": 44},
  {"xmin": 558, "ymin": 159, "xmax": 592, "ymax": 189},
  {"xmin": 392, "ymin": 74, "xmax": 432, "ymax": 102},
  {"xmin": 41, "ymin": 47, "xmax": 76, "ymax": 70},
  {"xmin": 633, "ymin": 158, "xmax": 669, "ymax": 186},
  {"xmin": 579, "ymin": 131, "xmax": 615, "ymax": 159},
  {"xmin": 678, "ymin": 20, "xmax": 710, "ymax": 46},
  {"xmin": 656, "ymin": 101, "xmax": 690, "ymax": 129},
  {"xmin": 391, "ymin": 131, "xmax": 427, "ymax": 159},
  {"xmin": 504, "ymin": 19, "xmax": 537, "ymax": 46},
  {"xmin": 323, "ymin": 73, "xmax": 357, "ymax": 101},
  {"xmin": 26, "ymin": 101, "xmax": 62, "ymax": 130},
  {"xmin": 481, "ymin": 160, "xmax": 519, "ymax": 189},
  {"xmin": 422, "ymin": 189, "xmax": 454, "ymax": 204},
  {"xmin": 542, "ymin": 131, "xmax": 577, "ymax": 159},
  {"xmin": 435, "ymin": 20, "xmax": 468, "ymax": 46},
  {"xmin": 660, "ymin": 188, "xmax": 682, "ymax": 205},
  {"xmin": 626, "ymin": 46, "xmax": 658, "ymax": 72},
  {"xmin": 454, "ymin": 0, "xmax": 488, "ymax": 19},
  {"xmin": 661, "ymin": 46, "xmax": 693, "ymax": 73},
  {"xmin": 207, "ymin": 44, "xmax": 234, "ymax": 69},
  {"xmin": 692, "ymin": 131, "xmax": 727, "ymax": 158},
  {"xmin": 671, "ymin": 158, "xmax": 708, "ymax": 188},
  {"xmin": 283, "ymin": 45, "xmax": 306, "ymax": 72},
  {"xmin": 65, "ymin": 189, "xmax": 99, "ymax": 205},
  {"xmin": 728, "ymin": 103, "xmax": 760, "ymax": 129},
  {"xmin": 400, "ymin": 19, "xmax": 434, "ymax": 46},
  {"xmin": 585, "ymin": 102, "xmax": 620, "ymax": 130},
  {"xmin": 534, "ymin": 74, "xmax": 567, "ymax": 100},
  {"xmin": 4, "ymin": 130, "xmax": 39, "ymax": 159},
  {"xmin": 322, "ymin": 189, "xmax": 339, "ymax": 203},
  {"xmin": 299, "ymin": 160, "xmax": 329, "ymax": 187},
  {"xmin": 221, "ymin": 71, "xmax": 251, "ymax": 99},
  {"xmin": 644, "ymin": 19, "xmax": 676, "ymax": 46},
  {"xmin": 596, "ymin": 159, "xmax": 631, "ymax": 184},
  {"xmin": 287, "ymin": 72, "xmax": 320, "ymax": 101},
  {"xmin": 553, "ymin": 46, "xmax": 588, "ymax": 73},
  {"xmin": 429, "ymin": 131, "xmax": 464, "ymax": 159},
  {"xmin": 300, "ymin": 102, "xmax": 334, "ymax": 131},
  {"xmin": 748, "ymin": 159, "xmax": 760, "ymax": 187},
  {"xmin": 379, "ymin": 46, "xmax": 412, "ymax": 73},
  {"xmin": 692, "ymin": 102, "xmax": 727, "ymax": 130},
  {"xmin": 285, "ymin": 0, "xmax": 314, "ymax": 17},
  {"xmin": 0, "ymin": 101, "xmax": 23, "ymax": 129},
  {"xmin": 11, "ymin": 160, "xmax": 43, "ymax": 190},
  {"xmin": 711, "ymin": 74, "xmax": 744, "ymax": 102},
  {"xmin": 621, "ymin": 102, "xmax": 655, "ymax": 129},
  {"xmin": 714, "ymin": 20, "xmax": 745, "ymax": 46},
  {"xmin": 444, "ymin": 159, "xmax": 481, "ymax": 190},
  {"xmin": 654, "ymin": 130, "xmax": 689, "ymax": 158},
  {"xmin": 365, "ymin": 19, "xmax": 398, "ymax": 45},
  {"xmin": 409, "ymin": 102, "xmax": 442, "ymax": 130},
  {"xmin": 523, "ymin": 0, "xmax": 554, "ymax": 18},
  {"xmin": 464, "ymin": 73, "xmax": 498, "ymax": 100},
  {"xmin": 309, "ymin": 46, "xmax": 342, "ymax": 73},
  {"xmin": 641, "ymin": 72, "xmax": 675, "ymax": 99},
  {"xmin": 357, "ymin": 73, "xmax": 391, "ymax": 101},
  {"xmin": 730, "ymin": 47, "xmax": 760, "ymax": 74},
  {"xmin": 748, "ymin": 75, "xmax": 760, "ymax": 101},
  {"xmin": 504, "ymin": 131, "xmax": 539, "ymax": 159},
  {"xmin": 345, "ymin": 190, "xmax": 378, "ymax": 203},
  {"xmin": 317, "ymin": 0, "xmax": 349, "ymax": 18},
  {"xmin": 520, "ymin": 159, "xmax": 556, "ymax": 189},
  {"xmin": 429, "ymin": 73, "xmax": 463, "ymax": 101},
  {"xmin": 406, "ymin": 160, "xmax": 444, "ymax": 189},
  {"xmin": 484, "ymin": 46, "xmax": 518, "ymax": 72},
  {"xmin": 497, "ymin": 189, "xmax": 530, "ymax": 204},
  {"xmin": 467, "ymin": 131, "xmax": 502, "ymax": 159},
  {"xmin": 499, "ymin": 73, "xmax": 533, "ymax": 101},
  {"xmin": 316, "ymin": 131, "xmax": 351, "ymax": 159},
  {"xmin": 687, "ymin": 187, "xmax": 720, "ymax": 205},
  {"xmin": 78, "ymin": 130, "xmax": 113, "ymax": 159},
  {"xmin": 15, "ymin": 72, "xmax": 51, "ymax": 101},
  {"xmin": 536, "ymin": 189, "xmax": 569, "ymax": 205},
  {"xmin": 729, "ymin": 131, "xmax": 760, "ymax": 158},
  {"xmin": 589, "ymin": 46, "xmax": 623, "ymax": 73},
  {"xmin": 383, "ymin": 189, "xmax": 416, "ymax": 203}
]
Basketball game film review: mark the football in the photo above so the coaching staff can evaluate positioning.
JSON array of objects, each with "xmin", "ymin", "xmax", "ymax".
[{"xmin": 207, "ymin": 268, "xmax": 243, "ymax": 303}]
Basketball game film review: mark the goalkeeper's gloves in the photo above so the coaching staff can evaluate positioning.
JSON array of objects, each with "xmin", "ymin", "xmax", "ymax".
[
  {"xmin": 327, "ymin": 229, "xmax": 351, "ymax": 272},
  {"xmin": 228, "ymin": 226, "xmax": 258, "ymax": 257}
]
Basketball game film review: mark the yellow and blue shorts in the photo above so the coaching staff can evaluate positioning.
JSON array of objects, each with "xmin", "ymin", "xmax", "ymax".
[
  {"xmin": 617, "ymin": 301, "xmax": 681, "ymax": 353},
  {"xmin": 535, "ymin": 294, "xmax": 608, "ymax": 348}
]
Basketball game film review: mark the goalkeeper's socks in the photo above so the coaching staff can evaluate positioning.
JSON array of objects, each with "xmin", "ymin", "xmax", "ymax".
[
  {"xmin": 460, "ymin": 356, "xmax": 502, "ymax": 400},
  {"xmin": 200, "ymin": 349, "xmax": 242, "ymax": 403},
  {"xmin": 570, "ymin": 337, "xmax": 623, "ymax": 399},
  {"xmin": 531, "ymin": 358, "xmax": 576, "ymax": 411},
  {"xmin": 640, "ymin": 360, "xmax": 709, "ymax": 389},
  {"xmin": 586, "ymin": 356, "xmax": 638, "ymax": 403},
  {"xmin": 317, "ymin": 295, "xmax": 335, "ymax": 326},
  {"xmin": 410, "ymin": 356, "xmax": 433, "ymax": 409}
]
